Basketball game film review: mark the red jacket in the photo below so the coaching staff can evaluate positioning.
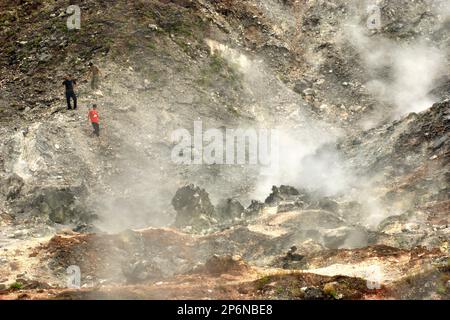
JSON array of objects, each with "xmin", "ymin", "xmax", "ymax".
[{"xmin": 89, "ymin": 110, "xmax": 99, "ymax": 123}]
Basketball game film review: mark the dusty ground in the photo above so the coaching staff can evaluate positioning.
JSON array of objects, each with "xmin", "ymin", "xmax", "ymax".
[
  {"xmin": 0, "ymin": 0, "xmax": 449, "ymax": 300},
  {"xmin": 0, "ymin": 209, "xmax": 448, "ymax": 300}
]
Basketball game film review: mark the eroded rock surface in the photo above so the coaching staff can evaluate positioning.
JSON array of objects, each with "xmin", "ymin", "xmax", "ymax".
[{"xmin": 0, "ymin": 0, "xmax": 448, "ymax": 300}]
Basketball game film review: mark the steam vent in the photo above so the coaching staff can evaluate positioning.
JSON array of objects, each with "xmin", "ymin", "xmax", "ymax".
[{"xmin": 0, "ymin": 0, "xmax": 448, "ymax": 306}]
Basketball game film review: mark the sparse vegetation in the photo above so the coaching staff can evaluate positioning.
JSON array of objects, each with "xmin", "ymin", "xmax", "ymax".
[
  {"xmin": 0, "ymin": 0, "xmax": 448, "ymax": 302},
  {"xmin": 197, "ymin": 54, "xmax": 243, "ymax": 92},
  {"xmin": 9, "ymin": 282, "xmax": 23, "ymax": 290},
  {"xmin": 436, "ymin": 284, "xmax": 447, "ymax": 295},
  {"xmin": 323, "ymin": 282, "xmax": 338, "ymax": 299},
  {"xmin": 255, "ymin": 275, "xmax": 271, "ymax": 290},
  {"xmin": 288, "ymin": 285, "xmax": 303, "ymax": 298},
  {"xmin": 209, "ymin": 54, "xmax": 226, "ymax": 74},
  {"xmin": 275, "ymin": 286, "xmax": 285, "ymax": 295}
]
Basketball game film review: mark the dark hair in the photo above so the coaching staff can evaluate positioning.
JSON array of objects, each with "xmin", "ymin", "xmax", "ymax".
[{"xmin": 93, "ymin": 104, "xmax": 97, "ymax": 109}]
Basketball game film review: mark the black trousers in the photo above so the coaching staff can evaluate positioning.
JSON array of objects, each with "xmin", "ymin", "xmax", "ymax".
[
  {"xmin": 66, "ymin": 91, "xmax": 77, "ymax": 110},
  {"xmin": 92, "ymin": 122, "xmax": 100, "ymax": 136}
]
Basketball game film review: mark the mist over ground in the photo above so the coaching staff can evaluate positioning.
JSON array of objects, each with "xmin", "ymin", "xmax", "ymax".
[{"xmin": 0, "ymin": 0, "xmax": 448, "ymax": 300}]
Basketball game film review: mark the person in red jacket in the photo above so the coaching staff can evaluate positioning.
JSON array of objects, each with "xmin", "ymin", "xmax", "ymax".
[{"xmin": 88, "ymin": 104, "xmax": 100, "ymax": 137}]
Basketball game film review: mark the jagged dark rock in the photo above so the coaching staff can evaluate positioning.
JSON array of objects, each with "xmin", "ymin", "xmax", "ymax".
[
  {"xmin": 171, "ymin": 184, "xmax": 215, "ymax": 229},
  {"xmin": 29, "ymin": 187, "xmax": 91, "ymax": 224},
  {"xmin": 215, "ymin": 198, "xmax": 245, "ymax": 221},
  {"xmin": 0, "ymin": 0, "xmax": 448, "ymax": 300},
  {"xmin": 264, "ymin": 185, "xmax": 300, "ymax": 205},
  {"xmin": 122, "ymin": 260, "xmax": 163, "ymax": 284},
  {"xmin": 1, "ymin": 174, "xmax": 24, "ymax": 200},
  {"xmin": 246, "ymin": 200, "xmax": 264, "ymax": 216}
]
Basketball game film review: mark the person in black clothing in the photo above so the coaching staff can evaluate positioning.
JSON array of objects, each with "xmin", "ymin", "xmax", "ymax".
[{"xmin": 63, "ymin": 75, "xmax": 77, "ymax": 110}]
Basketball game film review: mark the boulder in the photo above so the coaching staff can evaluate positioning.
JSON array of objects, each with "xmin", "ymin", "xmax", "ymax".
[
  {"xmin": 302, "ymin": 287, "xmax": 326, "ymax": 300},
  {"xmin": 201, "ymin": 254, "xmax": 249, "ymax": 275},
  {"xmin": 277, "ymin": 200, "xmax": 306, "ymax": 213},
  {"xmin": 122, "ymin": 260, "xmax": 163, "ymax": 284},
  {"xmin": 265, "ymin": 185, "xmax": 307, "ymax": 205},
  {"xmin": 317, "ymin": 198, "xmax": 339, "ymax": 213},
  {"xmin": 293, "ymin": 80, "xmax": 312, "ymax": 95},
  {"xmin": 245, "ymin": 200, "xmax": 264, "ymax": 216},
  {"xmin": 278, "ymin": 246, "xmax": 305, "ymax": 269},
  {"xmin": 215, "ymin": 198, "xmax": 244, "ymax": 221},
  {"xmin": 171, "ymin": 184, "xmax": 215, "ymax": 228},
  {"xmin": 30, "ymin": 187, "xmax": 92, "ymax": 224},
  {"xmin": 322, "ymin": 226, "xmax": 368, "ymax": 249}
]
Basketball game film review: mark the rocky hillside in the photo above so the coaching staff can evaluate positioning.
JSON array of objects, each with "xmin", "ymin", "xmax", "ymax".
[{"xmin": 0, "ymin": 0, "xmax": 449, "ymax": 299}]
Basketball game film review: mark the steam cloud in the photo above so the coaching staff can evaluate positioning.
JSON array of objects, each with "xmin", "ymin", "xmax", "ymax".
[
  {"xmin": 344, "ymin": 0, "xmax": 450, "ymax": 123},
  {"xmin": 93, "ymin": 1, "xmax": 449, "ymax": 234},
  {"xmin": 346, "ymin": 25, "xmax": 447, "ymax": 119}
]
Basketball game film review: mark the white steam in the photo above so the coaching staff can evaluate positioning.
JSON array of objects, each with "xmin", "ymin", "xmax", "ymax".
[
  {"xmin": 345, "ymin": 25, "xmax": 447, "ymax": 119},
  {"xmin": 252, "ymin": 127, "xmax": 351, "ymax": 200},
  {"xmin": 205, "ymin": 40, "xmax": 354, "ymax": 201}
]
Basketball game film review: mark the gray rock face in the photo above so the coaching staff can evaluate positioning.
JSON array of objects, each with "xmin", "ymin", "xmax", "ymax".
[
  {"xmin": 317, "ymin": 198, "xmax": 339, "ymax": 213},
  {"xmin": 122, "ymin": 260, "xmax": 163, "ymax": 284},
  {"xmin": 339, "ymin": 101, "xmax": 450, "ymax": 210},
  {"xmin": 245, "ymin": 200, "xmax": 264, "ymax": 216},
  {"xmin": 303, "ymin": 287, "xmax": 325, "ymax": 300},
  {"xmin": 371, "ymin": 211, "xmax": 448, "ymax": 250},
  {"xmin": 30, "ymin": 187, "xmax": 92, "ymax": 224},
  {"xmin": 293, "ymin": 80, "xmax": 312, "ymax": 95},
  {"xmin": 0, "ymin": 0, "xmax": 447, "ymax": 300},
  {"xmin": 265, "ymin": 185, "xmax": 300, "ymax": 203},
  {"xmin": 322, "ymin": 226, "xmax": 368, "ymax": 249},
  {"xmin": 265, "ymin": 185, "xmax": 309, "ymax": 212},
  {"xmin": 171, "ymin": 184, "xmax": 215, "ymax": 229},
  {"xmin": 215, "ymin": 198, "xmax": 244, "ymax": 221},
  {"xmin": 1, "ymin": 174, "xmax": 24, "ymax": 200}
]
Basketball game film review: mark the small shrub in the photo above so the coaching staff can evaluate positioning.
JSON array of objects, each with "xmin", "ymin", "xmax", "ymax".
[
  {"xmin": 10, "ymin": 282, "xmax": 23, "ymax": 290},
  {"xmin": 255, "ymin": 275, "xmax": 271, "ymax": 290}
]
